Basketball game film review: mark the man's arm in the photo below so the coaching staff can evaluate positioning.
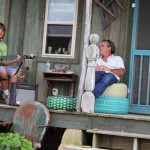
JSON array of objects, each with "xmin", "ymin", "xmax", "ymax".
[
  {"xmin": 109, "ymin": 68, "xmax": 125, "ymax": 76},
  {"xmin": 1, "ymin": 55, "xmax": 21, "ymax": 66},
  {"xmin": 96, "ymin": 65, "xmax": 125, "ymax": 76}
]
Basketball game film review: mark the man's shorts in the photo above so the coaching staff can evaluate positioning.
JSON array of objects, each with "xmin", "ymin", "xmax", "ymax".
[{"xmin": 0, "ymin": 66, "xmax": 16, "ymax": 76}]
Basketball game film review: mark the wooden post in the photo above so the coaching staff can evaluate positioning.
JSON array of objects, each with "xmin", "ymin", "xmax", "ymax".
[
  {"xmin": 81, "ymin": 34, "xmax": 99, "ymax": 113},
  {"xmin": 76, "ymin": 0, "xmax": 93, "ymax": 112},
  {"xmin": 133, "ymin": 138, "xmax": 139, "ymax": 150}
]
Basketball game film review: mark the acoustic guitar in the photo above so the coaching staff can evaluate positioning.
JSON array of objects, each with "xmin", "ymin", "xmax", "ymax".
[{"xmin": 0, "ymin": 55, "xmax": 36, "ymax": 79}]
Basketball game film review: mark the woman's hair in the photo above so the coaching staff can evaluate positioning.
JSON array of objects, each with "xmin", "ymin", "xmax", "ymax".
[
  {"xmin": 102, "ymin": 39, "xmax": 116, "ymax": 54},
  {"xmin": 0, "ymin": 22, "xmax": 6, "ymax": 38}
]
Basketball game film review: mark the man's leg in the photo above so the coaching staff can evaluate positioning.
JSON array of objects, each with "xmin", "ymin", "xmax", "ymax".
[
  {"xmin": 95, "ymin": 71, "xmax": 105, "ymax": 84},
  {"xmin": 0, "ymin": 68, "xmax": 9, "ymax": 90},
  {"xmin": 1, "ymin": 67, "xmax": 17, "ymax": 104},
  {"xmin": 0, "ymin": 67, "xmax": 10, "ymax": 104},
  {"xmin": 9, "ymin": 71, "xmax": 18, "ymax": 84},
  {"xmin": 6, "ymin": 67, "xmax": 17, "ymax": 85},
  {"xmin": 93, "ymin": 73, "xmax": 118, "ymax": 99},
  {"xmin": 1, "ymin": 79, "xmax": 10, "ymax": 104}
]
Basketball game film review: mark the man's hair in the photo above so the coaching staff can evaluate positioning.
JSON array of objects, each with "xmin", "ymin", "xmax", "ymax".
[
  {"xmin": 102, "ymin": 39, "xmax": 116, "ymax": 54},
  {"xmin": 0, "ymin": 22, "xmax": 6, "ymax": 38}
]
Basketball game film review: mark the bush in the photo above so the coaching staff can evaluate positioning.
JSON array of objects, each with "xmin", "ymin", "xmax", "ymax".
[{"xmin": 0, "ymin": 133, "xmax": 35, "ymax": 150}]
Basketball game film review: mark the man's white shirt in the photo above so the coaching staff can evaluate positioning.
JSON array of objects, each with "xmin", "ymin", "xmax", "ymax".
[{"xmin": 96, "ymin": 55, "xmax": 125, "ymax": 81}]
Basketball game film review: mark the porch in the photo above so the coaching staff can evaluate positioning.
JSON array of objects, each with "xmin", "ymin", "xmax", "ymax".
[{"xmin": 1, "ymin": 104, "xmax": 150, "ymax": 150}]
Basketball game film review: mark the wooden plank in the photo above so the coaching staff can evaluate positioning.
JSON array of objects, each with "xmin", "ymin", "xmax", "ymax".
[
  {"xmin": 23, "ymin": 0, "xmax": 46, "ymax": 83},
  {"xmin": 0, "ymin": 121, "xmax": 12, "ymax": 125},
  {"xmin": 23, "ymin": 0, "xmax": 46, "ymax": 56},
  {"xmin": 64, "ymin": 145, "xmax": 105, "ymax": 150},
  {"xmin": 0, "ymin": 105, "xmax": 16, "ymax": 122},
  {"xmin": 1, "ymin": 104, "xmax": 150, "ymax": 137},
  {"xmin": 7, "ymin": 0, "xmax": 26, "ymax": 56},
  {"xmin": 91, "ymin": 116, "xmax": 150, "ymax": 135},
  {"xmin": 95, "ymin": 0, "xmax": 117, "ymax": 18},
  {"xmin": 0, "ymin": 0, "xmax": 10, "ymax": 33},
  {"xmin": 115, "ymin": 0, "xmax": 125, "ymax": 11},
  {"xmin": 87, "ymin": 129, "xmax": 150, "ymax": 139},
  {"xmin": 49, "ymin": 112, "xmax": 91, "ymax": 130},
  {"xmin": 64, "ymin": 145, "xmax": 108, "ymax": 150}
]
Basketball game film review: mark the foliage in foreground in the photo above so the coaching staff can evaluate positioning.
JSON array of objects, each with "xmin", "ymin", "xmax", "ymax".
[{"xmin": 0, "ymin": 133, "xmax": 35, "ymax": 150}]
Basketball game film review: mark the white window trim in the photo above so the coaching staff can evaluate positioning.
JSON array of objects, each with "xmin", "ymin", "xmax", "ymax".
[{"xmin": 42, "ymin": 0, "xmax": 79, "ymax": 59}]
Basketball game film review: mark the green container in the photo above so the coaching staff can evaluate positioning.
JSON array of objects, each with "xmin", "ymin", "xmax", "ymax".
[{"xmin": 46, "ymin": 96, "xmax": 76, "ymax": 110}]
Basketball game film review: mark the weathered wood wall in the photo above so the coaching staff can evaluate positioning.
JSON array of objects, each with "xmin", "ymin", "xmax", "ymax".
[
  {"xmin": 91, "ymin": 0, "xmax": 133, "ymax": 84},
  {"xmin": 0, "ymin": 0, "xmax": 133, "ymax": 101}
]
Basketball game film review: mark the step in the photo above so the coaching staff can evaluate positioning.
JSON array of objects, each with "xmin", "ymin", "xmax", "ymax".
[
  {"xmin": 64, "ymin": 145, "xmax": 110, "ymax": 150},
  {"xmin": 87, "ymin": 129, "xmax": 150, "ymax": 139}
]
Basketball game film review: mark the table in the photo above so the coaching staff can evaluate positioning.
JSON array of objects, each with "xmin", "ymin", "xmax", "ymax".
[{"xmin": 43, "ymin": 72, "xmax": 77, "ymax": 98}]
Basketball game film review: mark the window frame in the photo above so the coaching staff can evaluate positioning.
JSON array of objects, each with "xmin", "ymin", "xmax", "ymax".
[{"xmin": 42, "ymin": 0, "xmax": 79, "ymax": 59}]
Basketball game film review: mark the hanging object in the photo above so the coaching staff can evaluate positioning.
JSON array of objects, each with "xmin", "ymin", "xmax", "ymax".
[{"xmin": 95, "ymin": 0, "xmax": 125, "ymax": 29}]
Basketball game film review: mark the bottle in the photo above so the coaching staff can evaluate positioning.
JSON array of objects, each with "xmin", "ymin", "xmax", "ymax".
[{"xmin": 45, "ymin": 60, "xmax": 50, "ymax": 72}]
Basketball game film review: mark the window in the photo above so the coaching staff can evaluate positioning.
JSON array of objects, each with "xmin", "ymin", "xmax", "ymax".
[{"xmin": 42, "ymin": 0, "xmax": 78, "ymax": 58}]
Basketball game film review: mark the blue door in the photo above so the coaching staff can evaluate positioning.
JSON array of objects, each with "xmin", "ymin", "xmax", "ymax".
[{"xmin": 129, "ymin": 0, "xmax": 150, "ymax": 114}]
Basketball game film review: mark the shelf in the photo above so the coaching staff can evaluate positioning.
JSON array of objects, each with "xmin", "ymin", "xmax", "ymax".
[{"xmin": 44, "ymin": 77, "xmax": 73, "ymax": 82}]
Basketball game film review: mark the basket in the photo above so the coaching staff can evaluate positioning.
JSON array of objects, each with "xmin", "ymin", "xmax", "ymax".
[
  {"xmin": 46, "ymin": 96, "xmax": 76, "ymax": 110},
  {"xmin": 94, "ymin": 96, "xmax": 129, "ymax": 114}
]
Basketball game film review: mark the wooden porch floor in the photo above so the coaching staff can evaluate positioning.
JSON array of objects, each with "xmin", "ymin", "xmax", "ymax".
[{"xmin": 0, "ymin": 104, "xmax": 150, "ymax": 135}]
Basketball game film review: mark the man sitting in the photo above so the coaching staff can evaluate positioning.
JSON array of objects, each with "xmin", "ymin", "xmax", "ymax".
[{"xmin": 93, "ymin": 39, "xmax": 125, "ymax": 99}]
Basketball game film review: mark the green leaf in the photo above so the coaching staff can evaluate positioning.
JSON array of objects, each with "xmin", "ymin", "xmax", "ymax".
[{"xmin": 0, "ymin": 133, "xmax": 35, "ymax": 150}]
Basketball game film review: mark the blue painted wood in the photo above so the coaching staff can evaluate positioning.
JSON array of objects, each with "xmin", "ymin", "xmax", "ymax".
[
  {"xmin": 133, "ymin": 50, "xmax": 150, "ymax": 55},
  {"xmin": 129, "ymin": 0, "xmax": 150, "ymax": 114},
  {"xmin": 128, "ymin": 0, "xmax": 138, "ymax": 110},
  {"xmin": 147, "ymin": 58, "xmax": 150, "ymax": 105},
  {"xmin": 137, "ymin": 56, "xmax": 143, "ymax": 105}
]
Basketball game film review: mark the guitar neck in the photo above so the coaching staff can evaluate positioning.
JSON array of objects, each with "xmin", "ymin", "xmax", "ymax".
[
  {"xmin": 0, "ymin": 55, "xmax": 36, "ymax": 60},
  {"xmin": 0, "ymin": 55, "xmax": 17, "ymax": 60}
]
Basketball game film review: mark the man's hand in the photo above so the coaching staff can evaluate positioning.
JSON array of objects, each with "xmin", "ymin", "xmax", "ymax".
[
  {"xmin": 15, "ymin": 55, "xmax": 21, "ymax": 62},
  {"xmin": 96, "ymin": 65, "xmax": 125, "ymax": 76},
  {"xmin": 96, "ymin": 65, "xmax": 111, "ymax": 72}
]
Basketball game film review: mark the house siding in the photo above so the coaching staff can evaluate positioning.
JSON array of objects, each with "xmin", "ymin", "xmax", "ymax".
[{"xmin": 0, "ymin": 0, "xmax": 132, "ymax": 102}]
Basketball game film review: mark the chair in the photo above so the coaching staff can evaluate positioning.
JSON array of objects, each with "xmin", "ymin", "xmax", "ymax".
[{"xmin": 1, "ymin": 101, "xmax": 50, "ymax": 149}]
